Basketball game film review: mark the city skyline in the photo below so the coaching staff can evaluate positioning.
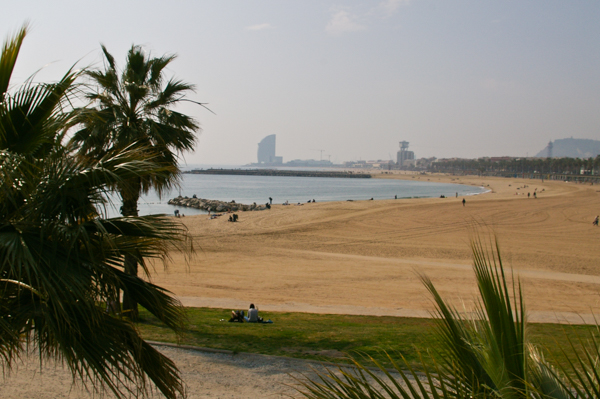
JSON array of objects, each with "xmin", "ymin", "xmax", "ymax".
[{"xmin": 3, "ymin": 1, "xmax": 599, "ymax": 165}]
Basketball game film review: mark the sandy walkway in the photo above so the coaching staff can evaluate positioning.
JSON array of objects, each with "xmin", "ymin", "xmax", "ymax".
[{"xmin": 1, "ymin": 345, "xmax": 321, "ymax": 398}]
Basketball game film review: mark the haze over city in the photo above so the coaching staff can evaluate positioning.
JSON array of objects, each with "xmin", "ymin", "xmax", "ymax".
[{"xmin": 3, "ymin": 1, "xmax": 599, "ymax": 165}]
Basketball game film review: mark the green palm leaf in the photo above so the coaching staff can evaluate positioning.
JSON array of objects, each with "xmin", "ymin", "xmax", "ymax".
[{"xmin": 0, "ymin": 24, "xmax": 27, "ymax": 97}]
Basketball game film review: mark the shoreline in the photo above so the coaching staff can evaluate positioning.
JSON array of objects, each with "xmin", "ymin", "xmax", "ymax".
[{"xmin": 165, "ymin": 171, "xmax": 489, "ymax": 213}]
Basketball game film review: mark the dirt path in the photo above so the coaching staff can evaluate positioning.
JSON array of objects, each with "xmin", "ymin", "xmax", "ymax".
[{"xmin": 1, "ymin": 346, "xmax": 321, "ymax": 398}]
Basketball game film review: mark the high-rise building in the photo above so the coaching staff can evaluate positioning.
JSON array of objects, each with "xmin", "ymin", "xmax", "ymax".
[
  {"xmin": 257, "ymin": 134, "xmax": 282, "ymax": 164},
  {"xmin": 397, "ymin": 141, "xmax": 415, "ymax": 166}
]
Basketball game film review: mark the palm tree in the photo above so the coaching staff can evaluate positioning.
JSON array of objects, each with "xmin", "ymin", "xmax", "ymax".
[
  {"xmin": 1, "ymin": 25, "xmax": 191, "ymax": 399},
  {"xmin": 70, "ymin": 44, "xmax": 200, "ymax": 319}
]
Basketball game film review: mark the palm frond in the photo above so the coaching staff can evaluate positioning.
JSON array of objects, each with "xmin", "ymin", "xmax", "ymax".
[
  {"xmin": 528, "ymin": 346, "xmax": 573, "ymax": 399},
  {"xmin": 549, "ymin": 323, "xmax": 600, "ymax": 398},
  {"xmin": 0, "ymin": 66, "xmax": 82, "ymax": 156},
  {"xmin": 295, "ymin": 350, "xmax": 465, "ymax": 399},
  {"xmin": 0, "ymin": 24, "xmax": 28, "ymax": 97},
  {"xmin": 420, "ymin": 273, "xmax": 494, "ymax": 394},
  {"xmin": 469, "ymin": 237, "xmax": 528, "ymax": 397}
]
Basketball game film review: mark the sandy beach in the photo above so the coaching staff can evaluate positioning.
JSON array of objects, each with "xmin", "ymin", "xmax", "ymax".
[
  {"xmin": 156, "ymin": 172, "xmax": 600, "ymax": 324},
  {"xmin": 4, "ymin": 173, "xmax": 600, "ymax": 398}
]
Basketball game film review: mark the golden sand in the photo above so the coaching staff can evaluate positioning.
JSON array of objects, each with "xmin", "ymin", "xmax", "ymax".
[{"xmin": 150, "ymin": 172, "xmax": 600, "ymax": 324}]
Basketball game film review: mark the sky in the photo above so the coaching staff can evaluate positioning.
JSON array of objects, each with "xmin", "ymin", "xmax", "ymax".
[{"xmin": 3, "ymin": 1, "xmax": 600, "ymax": 165}]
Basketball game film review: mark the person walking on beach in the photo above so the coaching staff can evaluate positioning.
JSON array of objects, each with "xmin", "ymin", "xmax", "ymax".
[
  {"xmin": 594, "ymin": 215, "xmax": 599, "ymax": 226},
  {"xmin": 462, "ymin": 198, "xmax": 466, "ymax": 207},
  {"xmin": 269, "ymin": 197, "xmax": 272, "ymax": 205}
]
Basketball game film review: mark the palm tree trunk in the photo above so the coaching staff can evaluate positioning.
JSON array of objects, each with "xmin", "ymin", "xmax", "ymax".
[
  {"xmin": 122, "ymin": 255, "xmax": 139, "ymax": 320},
  {"xmin": 120, "ymin": 180, "xmax": 140, "ymax": 321}
]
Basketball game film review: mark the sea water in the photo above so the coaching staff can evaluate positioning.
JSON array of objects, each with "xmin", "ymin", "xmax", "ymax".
[{"xmin": 103, "ymin": 172, "xmax": 487, "ymax": 217}]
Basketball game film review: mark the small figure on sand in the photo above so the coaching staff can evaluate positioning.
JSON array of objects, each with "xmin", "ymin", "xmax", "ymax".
[
  {"xmin": 593, "ymin": 215, "xmax": 599, "ymax": 226},
  {"xmin": 269, "ymin": 197, "xmax": 272, "ymax": 205},
  {"xmin": 462, "ymin": 198, "xmax": 466, "ymax": 207}
]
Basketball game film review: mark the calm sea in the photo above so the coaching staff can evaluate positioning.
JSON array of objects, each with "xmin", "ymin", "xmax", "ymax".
[{"xmin": 103, "ymin": 169, "xmax": 487, "ymax": 217}]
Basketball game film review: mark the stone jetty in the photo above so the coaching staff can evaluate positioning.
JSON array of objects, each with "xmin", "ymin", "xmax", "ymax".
[
  {"xmin": 185, "ymin": 169, "xmax": 371, "ymax": 178},
  {"xmin": 168, "ymin": 196, "xmax": 268, "ymax": 212}
]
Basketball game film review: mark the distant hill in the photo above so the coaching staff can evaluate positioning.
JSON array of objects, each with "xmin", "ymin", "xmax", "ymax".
[{"xmin": 535, "ymin": 138, "xmax": 600, "ymax": 158}]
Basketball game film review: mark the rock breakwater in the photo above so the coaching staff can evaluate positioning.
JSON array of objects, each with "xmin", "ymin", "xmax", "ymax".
[
  {"xmin": 185, "ymin": 169, "xmax": 371, "ymax": 178},
  {"xmin": 168, "ymin": 196, "xmax": 268, "ymax": 212}
]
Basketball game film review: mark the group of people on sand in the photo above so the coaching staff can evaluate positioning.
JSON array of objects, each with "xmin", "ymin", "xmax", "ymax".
[
  {"xmin": 205, "ymin": 210, "xmax": 237, "ymax": 221},
  {"xmin": 208, "ymin": 211, "xmax": 223, "ymax": 220},
  {"xmin": 511, "ymin": 185, "xmax": 546, "ymax": 198},
  {"xmin": 281, "ymin": 199, "xmax": 316, "ymax": 206},
  {"xmin": 509, "ymin": 184, "xmax": 542, "ymax": 198},
  {"xmin": 173, "ymin": 209, "xmax": 185, "ymax": 217}
]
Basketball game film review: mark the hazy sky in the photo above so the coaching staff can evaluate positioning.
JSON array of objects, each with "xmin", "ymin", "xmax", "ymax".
[{"xmin": 3, "ymin": 1, "xmax": 599, "ymax": 164}]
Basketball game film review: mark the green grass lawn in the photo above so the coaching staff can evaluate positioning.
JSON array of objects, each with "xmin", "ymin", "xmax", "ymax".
[{"xmin": 137, "ymin": 307, "xmax": 598, "ymax": 370}]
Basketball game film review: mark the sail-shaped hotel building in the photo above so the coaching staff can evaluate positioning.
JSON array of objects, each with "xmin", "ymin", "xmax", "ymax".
[{"xmin": 257, "ymin": 134, "xmax": 282, "ymax": 164}]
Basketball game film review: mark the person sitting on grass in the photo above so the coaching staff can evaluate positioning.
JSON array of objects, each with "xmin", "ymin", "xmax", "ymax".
[
  {"xmin": 245, "ymin": 303, "xmax": 260, "ymax": 323},
  {"xmin": 229, "ymin": 310, "xmax": 244, "ymax": 322}
]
